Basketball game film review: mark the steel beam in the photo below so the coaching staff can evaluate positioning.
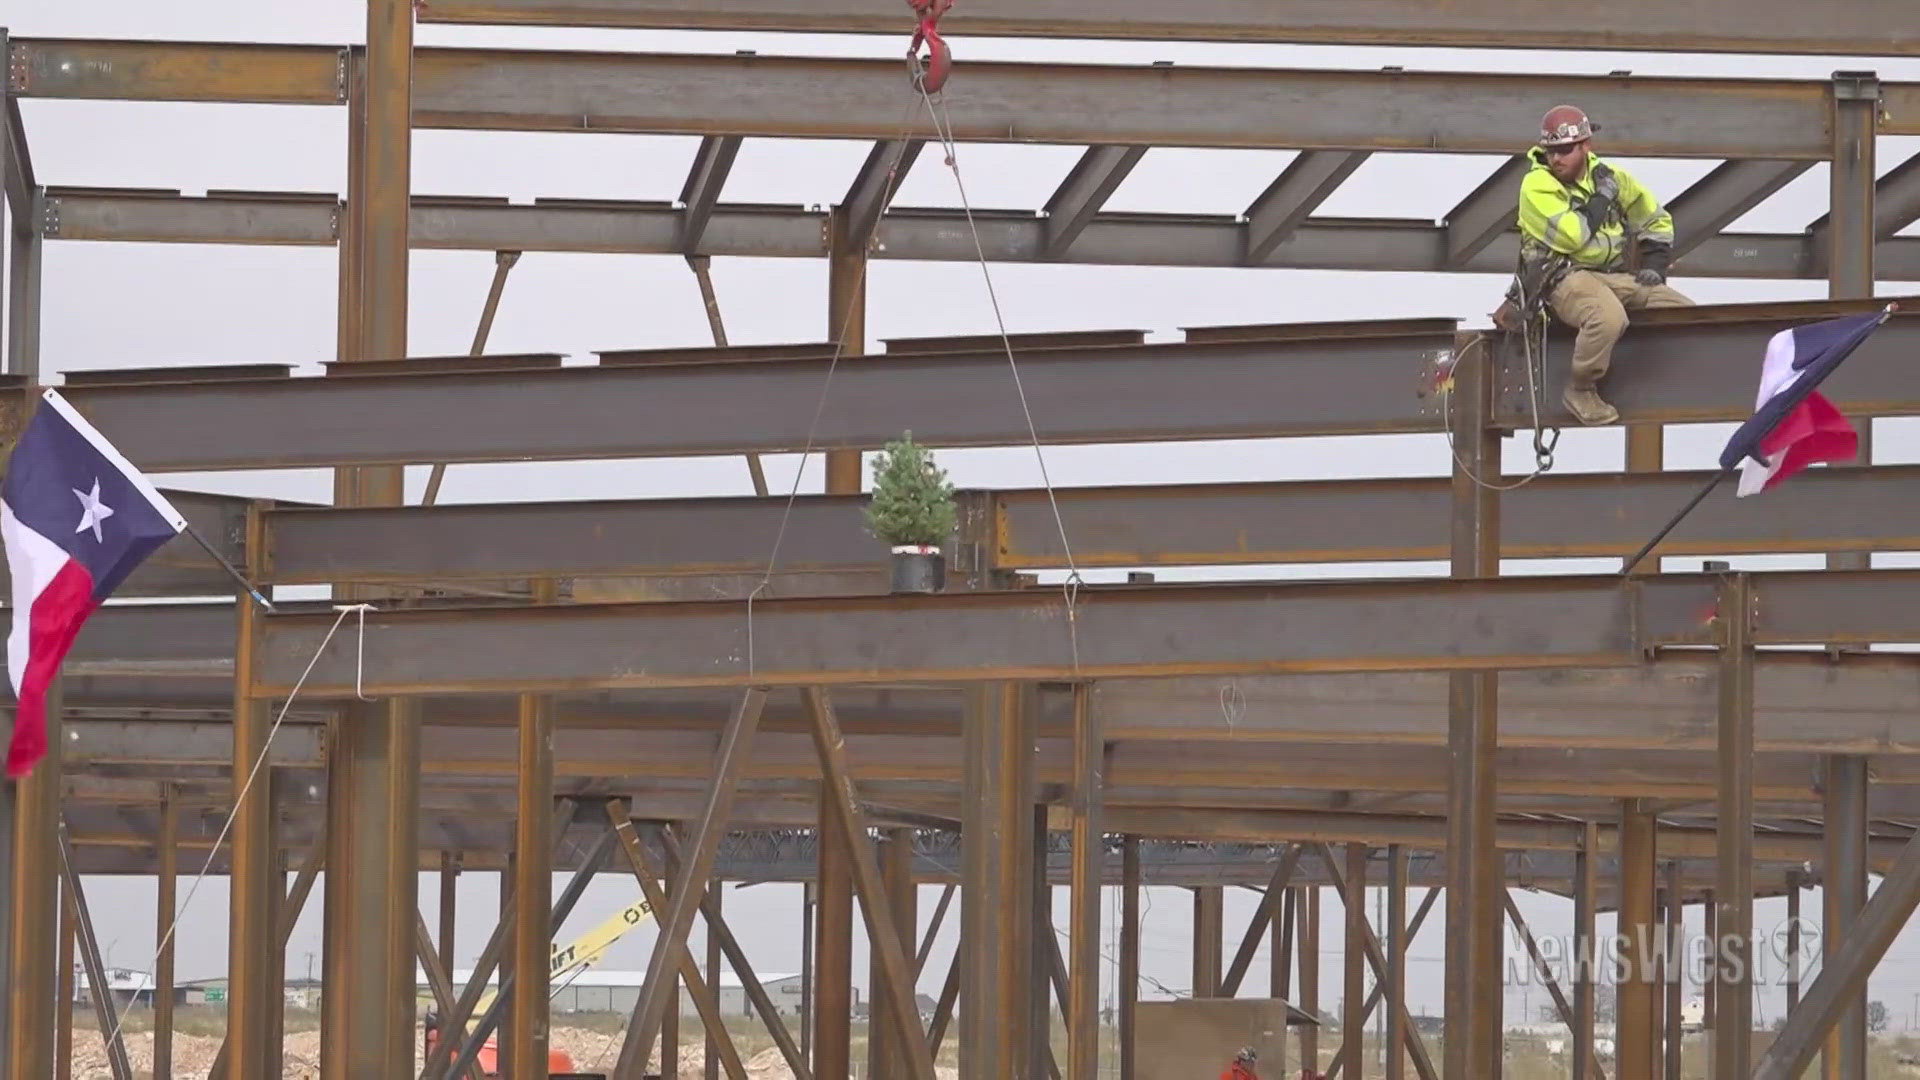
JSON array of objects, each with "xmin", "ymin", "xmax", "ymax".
[
  {"xmin": 1066, "ymin": 684, "xmax": 1101, "ymax": 1080},
  {"xmin": 9, "ymin": 40, "xmax": 1876, "ymax": 157},
  {"xmin": 251, "ymin": 572, "xmax": 1747, "ymax": 698},
  {"xmin": 962, "ymin": 683, "xmax": 1035, "ymax": 1079},
  {"xmin": 1824, "ymin": 755, "xmax": 1870, "ymax": 1080},
  {"xmin": 2, "ymin": 52, "xmax": 36, "ymax": 238},
  {"xmin": 5, "ymin": 679, "xmax": 59, "ymax": 1080},
  {"xmin": 39, "ymin": 188, "xmax": 1920, "ymax": 281},
  {"xmin": 1192, "ymin": 885, "xmax": 1223, "ymax": 996},
  {"xmin": 1616, "ymin": 803, "xmax": 1657, "ymax": 1080},
  {"xmin": 1573, "ymin": 822, "xmax": 1600, "ymax": 1080},
  {"xmin": 1244, "ymin": 151, "xmax": 1368, "ymax": 264},
  {"xmin": 840, "ymin": 139, "xmax": 921, "ymax": 252},
  {"xmin": 57, "ymin": 825, "xmax": 132, "ymax": 1080},
  {"xmin": 1044, "ymin": 145, "xmax": 1147, "ymax": 260},
  {"xmin": 155, "ymin": 787, "xmax": 177, "ymax": 1078},
  {"xmin": 510, "ymin": 692, "xmax": 554, "ymax": 1077},
  {"xmin": 1714, "ymin": 575, "xmax": 1754, "ymax": 1079},
  {"xmin": 56, "ymin": 888, "xmax": 73, "ymax": 1080},
  {"xmin": 1442, "ymin": 156, "xmax": 1530, "ymax": 268},
  {"xmin": 1822, "ymin": 72, "xmax": 1882, "ymax": 295},
  {"xmin": 1341, "ymin": 843, "xmax": 1368, "ymax": 1078},
  {"xmin": 1755, "ymin": 825, "xmax": 1920, "ymax": 1080},
  {"xmin": 1667, "ymin": 160, "xmax": 1814, "ymax": 259},
  {"xmin": 679, "ymin": 134, "xmax": 742, "ymax": 253},
  {"xmin": 406, "ymin": 0, "xmax": 1920, "ymax": 55},
  {"xmin": 1220, "ymin": 846, "xmax": 1304, "ymax": 995},
  {"xmin": 228, "ymin": 507, "xmax": 273, "ymax": 1080},
  {"xmin": 1385, "ymin": 846, "xmax": 1406, "ymax": 1080},
  {"xmin": 1119, "ymin": 836, "xmax": 1139, "ymax": 1080}
]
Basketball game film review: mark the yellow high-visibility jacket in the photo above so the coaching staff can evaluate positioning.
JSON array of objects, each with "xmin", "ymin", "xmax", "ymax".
[{"xmin": 1516, "ymin": 147, "xmax": 1674, "ymax": 272}]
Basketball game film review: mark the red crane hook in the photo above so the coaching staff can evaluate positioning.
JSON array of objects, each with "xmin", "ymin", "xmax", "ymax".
[{"xmin": 906, "ymin": 0, "xmax": 954, "ymax": 93}]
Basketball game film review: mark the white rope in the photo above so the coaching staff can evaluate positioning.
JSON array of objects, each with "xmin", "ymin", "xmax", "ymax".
[
  {"xmin": 914, "ymin": 78, "xmax": 1088, "ymax": 673},
  {"xmin": 97, "ymin": 600, "xmax": 370, "ymax": 1054}
]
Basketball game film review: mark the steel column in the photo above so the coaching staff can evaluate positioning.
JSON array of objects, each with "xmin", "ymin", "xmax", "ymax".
[
  {"xmin": 1386, "ymin": 845, "xmax": 1407, "ymax": 1080},
  {"xmin": 706, "ymin": 868, "xmax": 722, "ymax": 1080},
  {"xmin": 813, "ymin": 791, "xmax": 852, "ymax": 1080},
  {"xmin": 868, "ymin": 828, "xmax": 919, "ymax": 1080},
  {"xmin": 228, "ymin": 503, "xmax": 273, "ymax": 1079},
  {"xmin": 962, "ymin": 682, "xmax": 1035, "ymax": 1079},
  {"xmin": 423, "ymin": 249, "xmax": 522, "ymax": 505},
  {"xmin": 1787, "ymin": 871, "xmax": 1803, "ymax": 1014},
  {"xmin": 1120, "ymin": 836, "xmax": 1139, "ymax": 1080},
  {"xmin": 661, "ymin": 846, "xmax": 681, "ymax": 1080},
  {"xmin": 510, "ymin": 687, "xmax": 555, "ymax": 1078},
  {"xmin": 5, "ymin": 679, "xmax": 58, "ymax": 1080},
  {"xmin": 54, "ymin": 889, "xmax": 72, "ymax": 1080},
  {"xmin": 1301, "ymin": 888, "xmax": 1321, "ymax": 1071},
  {"xmin": 497, "ymin": 851, "xmax": 515, "ymax": 1072},
  {"xmin": 1715, "ymin": 574, "xmax": 1754, "ymax": 1079},
  {"xmin": 1823, "ymin": 755, "xmax": 1870, "ymax": 1080},
  {"xmin": 1665, "ymin": 864, "xmax": 1682, "ymax": 1079},
  {"xmin": 1343, "ymin": 844, "xmax": 1369, "ymax": 1077},
  {"xmin": 439, "ymin": 851, "xmax": 458, "ymax": 977},
  {"xmin": 1573, "ymin": 822, "xmax": 1599, "ymax": 1080},
  {"xmin": 1274, "ymin": 887, "xmax": 1295, "ymax": 1001},
  {"xmin": 1030, "ymin": 816, "xmax": 1055, "ymax": 1080},
  {"xmin": 1829, "ymin": 73, "xmax": 1880, "ymax": 298},
  {"xmin": 800, "ymin": 882, "xmax": 813, "ymax": 1068},
  {"xmin": 155, "ymin": 786, "xmax": 178, "ymax": 1080},
  {"xmin": 1223, "ymin": 847, "xmax": 1305, "ymax": 995},
  {"xmin": 1067, "ymin": 683, "xmax": 1102, "ymax": 1080},
  {"xmin": 1445, "ymin": 330, "xmax": 1501, "ymax": 1080},
  {"xmin": 1616, "ymin": 801, "xmax": 1657, "ymax": 1080},
  {"xmin": 825, "ymin": 212, "xmax": 866, "ymax": 496},
  {"xmin": 5, "ymin": 192, "xmax": 40, "ymax": 376},
  {"xmin": 58, "ymin": 826, "xmax": 131, "ymax": 1080},
  {"xmin": 1193, "ymin": 887, "xmax": 1223, "ymax": 997}
]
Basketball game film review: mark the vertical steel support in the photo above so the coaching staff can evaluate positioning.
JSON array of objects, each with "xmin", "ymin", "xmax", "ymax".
[
  {"xmin": 1193, "ymin": 887, "xmax": 1224, "ymax": 998},
  {"xmin": 869, "ymin": 829, "xmax": 918, "ymax": 1080},
  {"xmin": 813, "ymin": 792, "xmax": 852, "ymax": 1080},
  {"xmin": 155, "ymin": 787, "xmax": 178, "ymax": 1080},
  {"xmin": 825, "ymin": 212, "xmax": 866, "ymax": 495},
  {"xmin": 801, "ymin": 881, "xmax": 814, "ymax": 1068},
  {"xmin": 1787, "ymin": 871, "xmax": 1803, "ymax": 1015},
  {"xmin": 1617, "ymin": 801, "xmax": 1657, "ymax": 1080},
  {"xmin": 1445, "ymin": 331, "xmax": 1501, "ymax": 1080},
  {"xmin": 1573, "ymin": 822, "xmax": 1599, "ymax": 1080},
  {"xmin": 706, "ymin": 870, "xmax": 723, "ymax": 1080},
  {"xmin": 1824, "ymin": 755, "xmax": 1869, "ymax": 1080},
  {"xmin": 229, "ymin": 503, "xmax": 273, "ymax": 1079},
  {"xmin": 662, "ymin": 846, "xmax": 682, "ymax": 1080},
  {"xmin": 1386, "ymin": 845, "xmax": 1407, "ymax": 1080},
  {"xmin": 3, "ymin": 240, "xmax": 52, "ymax": 1080},
  {"xmin": 1703, "ymin": 888, "xmax": 1717, "ymax": 1077},
  {"xmin": 469, "ymin": 250, "xmax": 520, "ymax": 355},
  {"xmin": 439, "ymin": 851, "xmax": 458, "ymax": 978},
  {"xmin": 1714, "ymin": 574, "xmax": 1754, "ymax": 1079},
  {"xmin": 962, "ymin": 682, "xmax": 1035, "ymax": 1079},
  {"xmin": 1068, "ymin": 685, "xmax": 1101, "ymax": 1080},
  {"xmin": 1658, "ymin": 860, "xmax": 1674, "ymax": 1076},
  {"xmin": 1343, "ymin": 844, "xmax": 1369, "ymax": 1078},
  {"xmin": 1829, "ymin": 72, "xmax": 1880, "ymax": 300},
  {"xmin": 1120, "ymin": 836, "xmax": 1139, "ymax": 1080},
  {"xmin": 1302, "ymin": 888, "xmax": 1321, "ymax": 1071},
  {"xmin": 1275, "ymin": 888, "xmax": 1295, "ymax": 1001},
  {"xmin": 1029, "ymin": 814, "xmax": 1054, "ymax": 1080},
  {"xmin": 511, "ymin": 660, "xmax": 556, "ymax": 1079},
  {"xmin": 497, "ymin": 851, "xmax": 516, "ymax": 1071},
  {"xmin": 324, "ymin": 2, "xmax": 415, "ymax": 1072},
  {"xmin": 55, "ymin": 890, "xmax": 72, "ymax": 1080}
]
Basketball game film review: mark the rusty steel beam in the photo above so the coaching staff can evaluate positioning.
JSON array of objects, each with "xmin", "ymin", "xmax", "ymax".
[
  {"xmin": 679, "ymin": 134, "xmax": 742, "ymax": 254},
  {"xmin": 962, "ymin": 683, "xmax": 1036, "ymax": 1078},
  {"xmin": 1667, "ymin": 160, "xmax": 1814, "ymax": 259},
  {"xmin": 1715, "ymin": 574, "xmax": 1755, "ymax": 1080},
  {"xmin": 43, "ymin": 299, "xmax": 1918, "ymax": 473},
  {"xmin": 406, "ymin": 0, "xmax": 1920, "ymax": 56},
  {"xmin": 249, "ymin": 572, "xmax": 1730, "ymax": 697},
  {"xmin": 1243, "ymin": 151, "xmax": 1369, "ymax": 264},
  {"xmin": 1045, "ymin": 145, "xmax": 1147, "ymax": 260},
  {"xmin": 40, "ymin": 188, "xmax": 1920, "ymax": 282},
  {"xmin": 234, "ymin": 464, "xmax": 1920, "ymax": 589},
  {"xmin": 12, "ymin": 40, "xmax": 1896, "ymax": 156}
]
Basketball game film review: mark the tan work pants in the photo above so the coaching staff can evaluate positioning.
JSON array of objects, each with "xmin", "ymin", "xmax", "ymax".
[{"xmin": 1547, "ymin": 270, "xmax": 1694, "ymax": 385}]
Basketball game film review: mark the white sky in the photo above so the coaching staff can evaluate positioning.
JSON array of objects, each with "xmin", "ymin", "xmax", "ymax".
[{"xmin": 12, "ymin": 0, "xmax": 1920, "ymax": 1054}]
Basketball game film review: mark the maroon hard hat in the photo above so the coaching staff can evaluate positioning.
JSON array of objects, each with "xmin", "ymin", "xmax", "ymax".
[{"xmin": 1539, "ymin": 105, "xmax": 1597, "ymax": 147}]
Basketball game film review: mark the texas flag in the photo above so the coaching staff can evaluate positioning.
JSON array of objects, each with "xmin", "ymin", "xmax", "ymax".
[
  {"xmin": 1719, "ymin": 307, "xmax": 1894, "ymax": 497},
  {"xmin": 2, "ymin": 389, "xmax": 184, "ymax": 778}
]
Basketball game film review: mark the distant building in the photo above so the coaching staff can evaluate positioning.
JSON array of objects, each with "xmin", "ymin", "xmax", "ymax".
[
  {"xmin": 418, "ymin": 969, "xmax": 842, "ymax": 1018},
  {"xmin": 74, "ymin": 967, "xmax": 156, "ymax": 1009}
]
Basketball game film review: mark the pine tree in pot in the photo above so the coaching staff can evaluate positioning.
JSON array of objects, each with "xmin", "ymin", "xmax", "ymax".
[{"xmin": 865, "ymin": 431, "xmax": 957, "ymax": 594}]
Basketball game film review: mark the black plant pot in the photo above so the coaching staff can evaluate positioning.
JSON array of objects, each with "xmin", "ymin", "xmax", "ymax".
[{"xmin": 889, "ymin": 545, "xmax": 947, "ymax": 594}]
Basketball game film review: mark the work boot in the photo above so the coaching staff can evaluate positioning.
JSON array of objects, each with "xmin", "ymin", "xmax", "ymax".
[{"xmin": 1562, "ymin": 383, "xmax": 1618, "ymax": 426}]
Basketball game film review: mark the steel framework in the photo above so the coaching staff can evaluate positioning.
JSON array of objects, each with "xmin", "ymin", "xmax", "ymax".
[{"xmin": 1, "ymin": 4, "xmax": 1918, "ymax": 1079}]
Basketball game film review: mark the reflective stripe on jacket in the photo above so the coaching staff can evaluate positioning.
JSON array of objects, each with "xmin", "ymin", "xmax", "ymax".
[{"xmin": 1516, "ymin": 147, "xmax": 1674, "ymax": 272}]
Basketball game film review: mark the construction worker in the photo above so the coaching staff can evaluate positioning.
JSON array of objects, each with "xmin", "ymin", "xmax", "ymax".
[
  {"xmin": 1221, "ymin": 1046, "xmax": 1260, "ymax": 1080},
  {"xmin": 1516, "ymin": 104, "xmax": 1695, "ymax": 426}
]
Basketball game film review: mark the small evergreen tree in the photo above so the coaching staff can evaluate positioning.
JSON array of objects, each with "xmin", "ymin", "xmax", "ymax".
[{"xmin": 865, "ymin": 431, "xmax": 957, "ymax": 547}]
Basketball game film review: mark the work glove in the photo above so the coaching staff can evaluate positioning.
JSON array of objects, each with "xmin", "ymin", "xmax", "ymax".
[
  {"xmin": 1635, "ymin": 268, "xmax": 1665, "ymax": 287},
  {"xmin": 1591, "ymin": 163, "xmax": 1620, "ymax": 206}
]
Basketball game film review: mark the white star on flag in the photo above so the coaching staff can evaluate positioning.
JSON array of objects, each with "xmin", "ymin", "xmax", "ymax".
[{"xmin": 71, "ymin": 478, "xmax": 115, "ymax": 542}]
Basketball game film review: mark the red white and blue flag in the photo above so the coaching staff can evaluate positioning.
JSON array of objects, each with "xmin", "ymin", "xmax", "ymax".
[
  {"xmin": 1719, "ymin": 308, "xmax": 1893, "ymax": 497},
  {"xmin": 3, "ymin": 389, "xmax": 183, "ymax": 778}
]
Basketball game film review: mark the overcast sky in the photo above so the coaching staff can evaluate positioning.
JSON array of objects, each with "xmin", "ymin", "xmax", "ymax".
[{"xmin": 11, "ymin": 1, "xmax": 1920, "ymax": 1060}]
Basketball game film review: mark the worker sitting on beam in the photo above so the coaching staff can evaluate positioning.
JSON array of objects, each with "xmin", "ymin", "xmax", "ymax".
[{"xmin": 1515, "ymin": 104, "xmax": 1695, "ymax": 426}]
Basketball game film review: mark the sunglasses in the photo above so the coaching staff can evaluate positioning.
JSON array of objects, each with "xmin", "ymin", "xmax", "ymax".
[{"xmin": 1544, "ymin": 143, "xmax": 1585, "ymax": 159}]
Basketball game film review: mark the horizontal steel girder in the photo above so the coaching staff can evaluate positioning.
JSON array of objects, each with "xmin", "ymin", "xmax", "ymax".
[
  {"xmin": 13, "ymin": 39, "xmax": 1919, "ymax": 155},
  {"xmin": 40, "ymin": 190, "xmax": 1920, "ymax": 282},
  {"xmin": 34, "ymin": 298, "xmax": 1918, "ymax": 472},
  {"xmin": 44, "ymin": 651, "xmax": 1920, "ymax": 756},
  {"xmin": 232, "ymin": 465, "xmax": 1920, "ymax": 589},
  {"xmin": 408, "ymin": 0, "xmax": 1920, "ymax": 57}
]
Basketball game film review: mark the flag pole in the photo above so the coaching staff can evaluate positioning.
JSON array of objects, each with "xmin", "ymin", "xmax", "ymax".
[
  {"xmin": 1619, "ymin": 464, "xmax": 1735, "ymax": 577},
  {"xmin": 180, "ymin": 523, "xmax": 275, "ymax": 611}
]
